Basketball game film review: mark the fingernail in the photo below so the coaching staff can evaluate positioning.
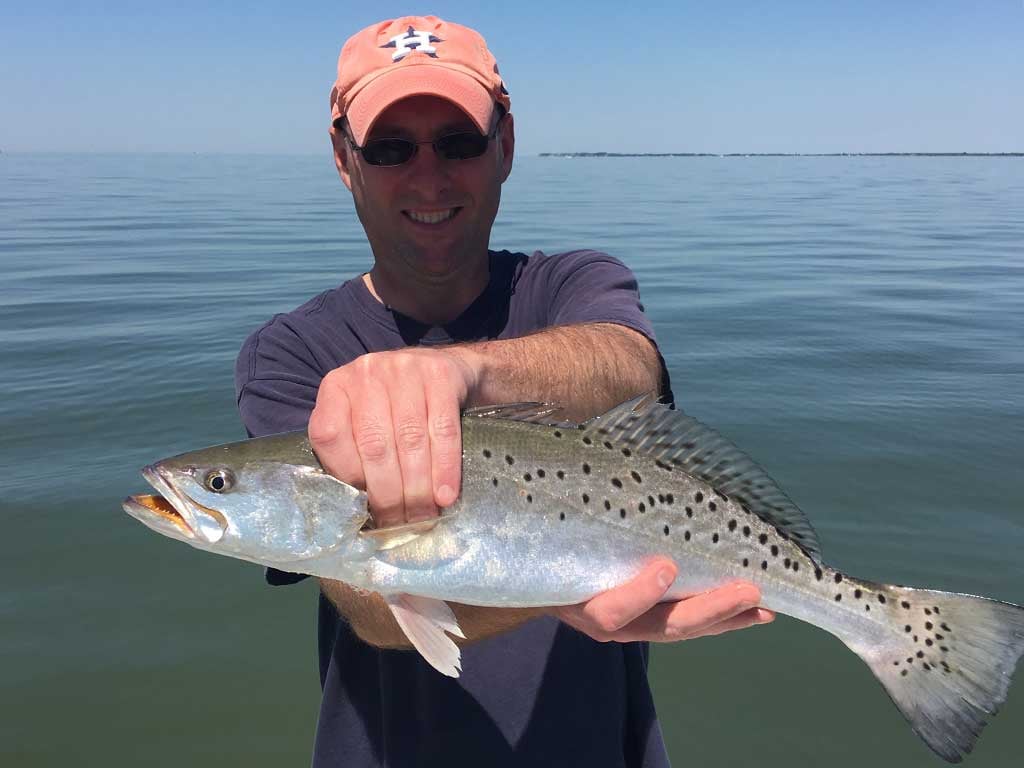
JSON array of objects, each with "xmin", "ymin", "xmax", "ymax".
[
  {"xmin": 437, "ymin": 484, "xmax": 456, "ymax": 506},
  {"xmin": 657, "ymin": 569, "xmax": 674, "ymax": 589}
]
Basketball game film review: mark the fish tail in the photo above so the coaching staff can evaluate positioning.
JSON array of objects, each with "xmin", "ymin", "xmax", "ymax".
[{"xmin": 848, "ymin": 587, "xmax": 1024, "ymax": 763}]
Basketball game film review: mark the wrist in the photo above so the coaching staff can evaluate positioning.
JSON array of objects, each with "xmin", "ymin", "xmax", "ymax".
[{"xmin": 444, "ymin": 344, "xmax": 490, "ymax": 406}]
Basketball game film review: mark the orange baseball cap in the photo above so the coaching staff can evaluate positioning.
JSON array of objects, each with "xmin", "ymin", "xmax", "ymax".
[{"xmin": 329, "ymin": 16, "xmax": 511, "ymax": 145}]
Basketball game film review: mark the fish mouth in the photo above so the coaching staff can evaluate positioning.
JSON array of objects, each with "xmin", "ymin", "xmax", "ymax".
[
  {"xmin": 128, "ymin": 464, "xmax": 229, "ymax": 544},
  {"xmin": 123, "ymin": 493, "xmax": 195, "ymax": 538}
]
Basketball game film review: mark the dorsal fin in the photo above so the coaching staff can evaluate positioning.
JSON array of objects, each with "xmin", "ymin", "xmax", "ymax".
[
  {"xmin": 463, "ymin": 402, "xmax": 575, "ymax": 427},
  {"xmin": 582, "ymin": 395, "xmax": 824, "ymax": 562}
]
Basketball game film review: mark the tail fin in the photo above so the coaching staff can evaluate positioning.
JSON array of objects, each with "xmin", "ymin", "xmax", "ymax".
[{"xmin": 850, "ymin": 587, "xmax": 1024, "ymax": 763}]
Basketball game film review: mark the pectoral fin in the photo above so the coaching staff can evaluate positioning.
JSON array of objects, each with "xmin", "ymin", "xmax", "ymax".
[{"xmin": 384, "ymin": 593, "xmax": 465, "ymax": 678}]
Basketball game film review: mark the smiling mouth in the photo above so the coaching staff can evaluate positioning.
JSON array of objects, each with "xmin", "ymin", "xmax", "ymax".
[{"xmin": 404, "ymin": 207, "xmax": 461, "ymax": 225}]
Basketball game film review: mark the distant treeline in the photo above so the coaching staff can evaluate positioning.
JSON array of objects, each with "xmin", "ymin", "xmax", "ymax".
[{"xmin": 539, "ymin": 152, "xmax": 1023, "ymax": 157}]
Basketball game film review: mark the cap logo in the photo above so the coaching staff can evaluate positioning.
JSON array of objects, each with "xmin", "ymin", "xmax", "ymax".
[{"xmin": 381, "ymin": 26, "xmax": 443, "ymax": 62}]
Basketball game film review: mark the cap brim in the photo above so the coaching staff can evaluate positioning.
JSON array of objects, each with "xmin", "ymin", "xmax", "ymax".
[{"xmin": 345, "ymin": 65, "xmax": 495, "ymax": 144}]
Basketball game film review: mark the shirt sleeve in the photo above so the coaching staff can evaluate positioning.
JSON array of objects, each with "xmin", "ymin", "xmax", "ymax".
[{"xmin": 539, "ymin": 250, "xmax": 673, "ymax": 403}]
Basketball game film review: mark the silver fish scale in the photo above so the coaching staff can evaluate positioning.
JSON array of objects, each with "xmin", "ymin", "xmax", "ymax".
[{"xmin": 456, "ymin": 413, "xmax": 909, "ymax": 645}]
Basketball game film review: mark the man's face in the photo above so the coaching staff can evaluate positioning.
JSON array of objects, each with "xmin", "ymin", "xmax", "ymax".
[{"xmin": 334, "ymin": 95, "xmax": 515, "ymax": 284}]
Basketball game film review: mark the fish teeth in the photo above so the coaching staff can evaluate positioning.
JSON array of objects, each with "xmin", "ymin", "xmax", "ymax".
[{"xmin": 407, "ymin": 208, "xmax": 456, "ymax": 224}]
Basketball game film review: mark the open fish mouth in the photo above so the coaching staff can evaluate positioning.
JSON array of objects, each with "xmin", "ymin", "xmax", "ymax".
[
  {"xmin": 123, "ymin": 493, "xmax": 196, "ymax": 538},
  {"xmin": 124, "ymin": 464, "xmax": 229, "ymax": 543}
]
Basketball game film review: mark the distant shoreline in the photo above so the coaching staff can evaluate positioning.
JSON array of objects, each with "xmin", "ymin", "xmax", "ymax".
[{"xmin": 539, "ymin": 152, "xmax": 1023, "ymax": 158}]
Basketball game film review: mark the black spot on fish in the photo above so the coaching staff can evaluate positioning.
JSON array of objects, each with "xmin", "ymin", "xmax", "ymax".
[
  {"xmin": 854, "ymin": 589, "xmax": 862, "ymax": 599},
  {"xmin": 712, "ymin": 533, "xmax": 719, "ymax": 543},
  {"xmin": 666, "ymin": 493, "xmax": 674, "ymax": 504},
  {"xmin": 759, "ymin": 534, "xmax": 768, "ymax": 545},
  {"xmin": 482, "ymin": 449, "xmax": 492, "ymax": 458},
  {"xmin": 940, "ymin": 622, "xmax": 951, "ymax": 632},
  {"xmin": 685, "ymin": 506, "xmax": 693, "ymax": 518},
  {"xmin": 743, "ymin": 526, "xmax": 751, "ymax": 537},
  {"xmin": 603, "ymin": 441, "xmax": 613, "ymax": 450},
  {"xmin": 560, "ymin": 512, "xmax": 565, "ymax": 520},
  {"xmin": 743, "ymin": 558, "xmax": 749, "ymax": 567},
  {"xmin": 864, "ymin": 604, "xmax": 870, "ymax": 611},
  {"xmin": 917, "ymin": 651, "xmax": 924, "ymax": 658},
  {"xmin": 914, "ymin": 635, "xmax": 919, "ymax": 642},
  {"xmin": 664, "ymin": 525, "xmax": 670, "ymax": 536},
  {"xmin": 631, "ymin": 471, "xmax": 642, "ymax": 484},
  {"xmin": 582, "ymin": 437, "xmax": 592, "ymax": 445},
  {"xmin": 621, "ymin": 448, "xmax": 632, "ymax": 457},
  {"xmin": 582, "ymin": 463, "xmax": 591, "ymax": 474},
  {"xmin": 935, "ymin": 632, "xmax": 944, "ymax": 640},
  {"xmin": 523, "ymin": 473, "xmax": 532, "ymax": 482},
  {"xmin": 761, "ymin": 561, "xmax": 768, "ymax": 570},
  {"xmin": 492, "ymin": 477, "xmax": 498, "ymax": 487},
  {"xmin": 925, "ymin": 622, "xmax": 933, "ymax": 630},
  {"xmin": 604, "ymin": 500, "xmax": 612, "ymax": 511},
  {"xmin": 537, "ymin": 469, "xmax": 546, "ymax": 479},
  {"xmin": 771, "ymin": 545, "xmax": 779, "ymax": 557},
  {"xmin": 656, "ymin": 460, "xmax": 673, "ymax": 471},
  {"xmin": 526, "ymin": 494, "xmax": 533, "ymax": 503},
  {"xmin": 639, "ymin": 502, "xmax": 646, "ymax": 513},
  {"xmin": 835, "ymin": 594, "xmax": 842, "ymax": 602},
  {"xmin": 784, "ymin": 558, "xmax": 791, "ymax": 568},
  {"xmin": 648, "ymin": 495, "xmax": 656, "ymax": 507},
  {"xmin": 684, "ymin": 530, "xmax": 691, "ymax": 541},
  {"xmin": 728, "ymin": 520, "xmax": 737, "ymax": 531},
  {"xmin": 901, "ymin": 670, "xmax": 908, "ymax": 677},
  {"xmin": 505, "ymin": 455, "xmax": 515, "ymax": 465},
  {"xmin": 878, "ymin": 594, "xmax": 886, "ymax": 604},
  {"xmin": 582, "ymin": 493, "xmax": 590, "ymax": 504},
  {"xmin": 901, "ymin": 601, "xmax": 911, "ymax": 610},
  {"xmin": 792, "ymin": 562, "xmax": 800, "ymax": 573},
  {"xmin": 940, "ymin": 646, "xmax": 949, "ymax": 653},
  {"xmin": 694, "ymin": 492, "xmax": 704, "ymax": 503},
  {"xmin": 611, "ymin": 477, "xmax": 623, "ymax": 489},
  {"xmin": 905, "ymin": 625, "xmax": 912, "ymax": 633},
  {"xmin": 933, "ymin": 606, "xmax": 940, "ymax": 614},
  {"xmin": 815, "ymin": 567, "xmax": 823, "ymax": 581},
  {"xmin": 924, "ymin": 608, "xmax": 932, "ymax": 616},
  {"xmin": 553, "ymin": 431, "xmax": 562, "ymax": 438},
  {"xmin": 556, "ymin": 470, "xmax": 565, "ymax": 480},
  {"xmin": 834, "ymin": 573, "xmax": 843, "ymax": 584},
  {"xmin": 620, "ymin": 508, "xmax": 626, "ymax": 519},
  {"xmin": 709, "ymin": 501, "xmax": 717, "ymax": 511},
  {"xmin": 658, "ymin": 494, "xmax": 666, "ymax": 503},
  {"xmin": 926, "ymin": 638, "xmax": 934, "ymax": 647}
]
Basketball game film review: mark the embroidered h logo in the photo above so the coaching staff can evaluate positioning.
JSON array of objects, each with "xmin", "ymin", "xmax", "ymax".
[{"xmin": 381, "ymin": 26, "xmax": 444, "ymax": 62}]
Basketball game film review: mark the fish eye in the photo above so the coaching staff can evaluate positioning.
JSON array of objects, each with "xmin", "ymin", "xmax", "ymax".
[{"xmin": 204, "ymin": 469, "xmax": 235, "ymax": 493}]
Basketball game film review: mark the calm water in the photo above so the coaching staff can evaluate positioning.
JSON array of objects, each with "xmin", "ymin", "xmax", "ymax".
[{"xmin": 2, "ymin": 153, "xmax": 1022, "ymax": 766}]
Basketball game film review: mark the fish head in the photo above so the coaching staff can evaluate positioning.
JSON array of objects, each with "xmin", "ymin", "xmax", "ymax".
[{"xmin": 123, "ymin": 433, "xmax": 369, "ymax": 566}]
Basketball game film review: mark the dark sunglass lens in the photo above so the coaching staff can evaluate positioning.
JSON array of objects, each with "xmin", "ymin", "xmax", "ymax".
[
  {"xmin": 435, "ymin": 132, "xmax": 489, "ymax": 160},
  {"xmin": 362, "ymin": 139, "xmax": 416, "ymax": 166}
]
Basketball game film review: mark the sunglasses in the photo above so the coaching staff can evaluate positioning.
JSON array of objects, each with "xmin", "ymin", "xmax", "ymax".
[{"xmin": 346, "ymin": 118, "xmax": 504, "ymax": 167}]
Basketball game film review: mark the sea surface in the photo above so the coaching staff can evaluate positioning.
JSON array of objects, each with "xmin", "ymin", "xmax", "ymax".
[{"xmin": 2, "ymin": 153, "xmax": 1022, "ymax": 766}]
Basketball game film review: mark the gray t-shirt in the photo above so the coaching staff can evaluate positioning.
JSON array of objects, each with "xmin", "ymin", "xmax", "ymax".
[{"xmin": 235, "ymin": 249, "xmax": 673, "ymax": 767}]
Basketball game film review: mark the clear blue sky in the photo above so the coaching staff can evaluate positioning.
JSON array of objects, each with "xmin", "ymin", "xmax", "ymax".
[{"xmin": 3, "ymin": 1, "xmax": 1022, "ymax": 154}]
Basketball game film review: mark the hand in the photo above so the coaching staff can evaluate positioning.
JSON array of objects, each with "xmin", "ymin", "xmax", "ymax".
[
  {"xmin": 554, "ymin": 559, "xmax": 775, "ymax": 643},
  {"xmin": 308, "ymin": 348, "xmax": 480, "ymax": 527}
]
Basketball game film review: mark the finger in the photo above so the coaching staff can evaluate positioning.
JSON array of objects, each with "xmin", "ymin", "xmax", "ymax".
[
  {"xmin": 349, "ymin": 377, "xmax": 405, "ymax": 527},
  {"xmin": 570, "ymin": 559, "xmax": 678, "ymax": 636},
  {"xmin": 684, "ymin": 608, "xmax": 775, "ymax": 640},
  {"xmin": 308, "ymin": 380, "xmax": 365, "ymax": 491},
  {"xmin": 619, "ymin": 582, "xmax": 762, "ymax": 642},
  {"xmin": 423, "ymin": 365, "xmax": 463, "ymax": 508},
  {"xmin": 389, "ymin": 375, "xmax": 437, "ymax": 522}
]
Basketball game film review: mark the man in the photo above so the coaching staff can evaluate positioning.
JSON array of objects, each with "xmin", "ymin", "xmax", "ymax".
[{"xmin": 236, "ymin": 16, "xmax": 772, "ymax": 767}]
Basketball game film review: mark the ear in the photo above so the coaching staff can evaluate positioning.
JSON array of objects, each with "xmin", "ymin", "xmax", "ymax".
[
  {"xmin": 498, "ymin": 112, "xmax": 515, "ymax": 183},
  {"xmin": 330, "ymin": 126, "xmax": 354, "ymax": 190}
]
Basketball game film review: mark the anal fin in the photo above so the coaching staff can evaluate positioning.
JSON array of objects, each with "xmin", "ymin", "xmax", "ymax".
[{"xmin": 384, "ymin": 593, "xmax": 465, "ymax": 678}]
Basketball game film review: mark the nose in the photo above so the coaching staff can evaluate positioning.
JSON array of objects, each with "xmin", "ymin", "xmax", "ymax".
[{"xmin": 402, "ymin": 142, "xmax": 454, "ymax": 201}]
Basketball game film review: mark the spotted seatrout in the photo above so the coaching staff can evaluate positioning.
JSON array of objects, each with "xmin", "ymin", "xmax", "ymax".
[{"xmin": 123, "ymin": 396, "xmax": 1024, "ymax": 762}]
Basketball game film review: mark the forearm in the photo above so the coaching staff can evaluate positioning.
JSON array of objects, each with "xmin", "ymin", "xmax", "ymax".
[
  {"xmin": 319, "ymin": 578, "xmax": 544, "ymax": 649},
  {"xmin": 456, "ymin": 322, "xmax": 663, "ymax": 421}
]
